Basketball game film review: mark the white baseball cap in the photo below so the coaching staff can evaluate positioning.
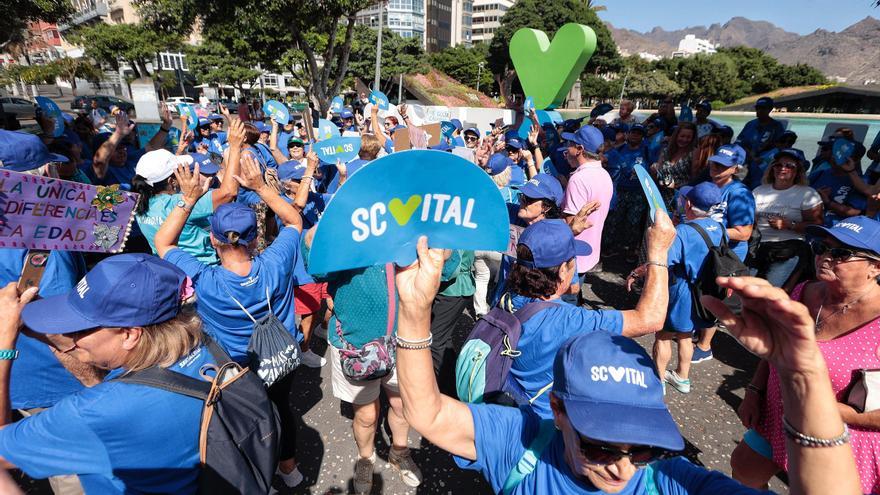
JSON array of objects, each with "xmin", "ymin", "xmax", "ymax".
[{"xmin": 135, "ymin": 149, "xmax": 194, "ymax": 186}]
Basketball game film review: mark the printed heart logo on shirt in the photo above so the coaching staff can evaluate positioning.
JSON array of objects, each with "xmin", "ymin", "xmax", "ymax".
[
  {"xmin": 608, "ymin": 366, "xmax": 627, "ymax": 383},
  {"xmin": 509, "ymin": 23, "xmax": 597, "ymax": 110},
  {"xmin": 388, "ymin": 195, "xmax": 423, "ymax": 226}
]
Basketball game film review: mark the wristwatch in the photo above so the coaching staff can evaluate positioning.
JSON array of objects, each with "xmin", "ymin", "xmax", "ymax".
[
  {"xmin": 0, "ymin": 350, "xmax": 19, "ymax": 360},
  {"xmin": 176, "ymin": 199, "xmax": 194, "ymax": 212}
]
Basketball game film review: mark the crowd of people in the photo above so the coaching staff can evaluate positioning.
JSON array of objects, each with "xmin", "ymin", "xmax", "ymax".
[{"xmin": 0, "ymin": 91, "xmax": 877, "ymax": 495}]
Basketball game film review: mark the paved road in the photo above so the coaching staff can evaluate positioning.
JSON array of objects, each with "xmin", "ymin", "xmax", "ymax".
[{"xmin": 15, "ymin": 255, "xmax": 788, "ymax": 495}]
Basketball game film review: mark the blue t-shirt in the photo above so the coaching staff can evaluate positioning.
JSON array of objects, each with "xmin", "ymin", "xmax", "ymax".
[
  {"xmin": 164, "ymin": 227, "xmax": 302, "ymax": 362},
  {"xmin": 605, "ymin": 143, "xmax": 648, "ymax": 191},
  {"xmin": 503, "ymin": 296, "xmax": 623, "ymax": 417},
  {"xmin": 191, "ymin": 132, "xmax": 226, "ymax": 156},
  {"xmin": 293, "ymin": 229, "xmax": 316, "ymax": 286},
  {"xmin": 276, "ymin": 130, "xmax": 295, "ymax": 158},
  {"xmin": 747, "ymin": 148, "xmax": 779, "ymax": 190},
  {"xmin": 454, "ymin": 404, "xmax": 766, "ymax": 495},
  {"xmin": 85, "ymin": 149, "xmax": 145, "ymax": 187},
  {"xmin": 709, "ymin": 180, "xmax": 755, "ymax": 261},
  {"xmin": 254, "ymin": 142, "xmax": 278, "ymax": 169},
  {"xmin": 136, "ymin": 193, "xmax": 217, "ymax": 265},
  {"xmin": 0, "ymin": 345, "xmax": 214, "ymax": 494},
  {"xmin": 1, "ymin": 250, "xmax": 86, "ymax": 409},
  {"xmin": 325, "ymin": 158, "xmax": 369, "ymax": 194},
  {"xmin": 809, "ymin": 168, "xmax": 867, "ymax": 226},
  {"xmin": 665, "ymin": 218, "xmax": 725, "ymax": 332},
  {"xmin": 510, "ymin": 159, "xmax": 528, "ymax": 188},
  {"xmin": 737, "ymin": 119, "xmax": 785, "ymax": 158}
]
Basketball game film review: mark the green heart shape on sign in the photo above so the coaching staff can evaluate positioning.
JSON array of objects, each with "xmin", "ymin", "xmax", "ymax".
[
  {"xmin": 388, "ymin": 195, "xmax": 423, "ymax": 226},
  {"xmin": 509, "ymin": 23, "xmax": 597, "ymax": 110}
]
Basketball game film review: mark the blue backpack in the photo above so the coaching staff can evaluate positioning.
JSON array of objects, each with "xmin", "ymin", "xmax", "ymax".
[{"xmin": 455, "ymin": 301, "xmax": 556, "ymax": 404}]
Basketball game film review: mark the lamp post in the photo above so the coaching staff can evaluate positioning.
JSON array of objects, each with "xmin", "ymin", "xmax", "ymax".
[
  {"xmin": 374, "ymin": 2, "xmax": 384, "ymax": 90},
  {"xmin": 476, "ymin": 62, "xmax": 484, "ymax": 92}
]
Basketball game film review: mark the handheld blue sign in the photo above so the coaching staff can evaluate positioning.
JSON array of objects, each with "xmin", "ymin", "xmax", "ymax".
[
  {"xmin": 308, "ymin": 150, "xmax": 508, "ymax": 274},
  {"xmin": 263, "ymin": 100, "xmax": 290, "ymax": 125},
  {"xmin": 440, "ymin": 121, "xmax": 456, "ymax": 138},
  {"xmin": 517, "ymin": 120, "xmax": 532, "ymax": 140},
  {"xmin": 634, "ymin": 164, "xmax": 667, "ymax": 223},
  {"xmin": 832, "ymin": 138, "xmax": 855, "ymax": 165},
  {"xmin": 178, "ymin": 103, "xmax": 198, "ymax": 131},
  {"xmin": 369, "ymin": 90, "xmax": 390, "ymax": 111},
  {"xmin": 679, "ymin": 104, "xmax": 694, "ymax": 123},
  {"xmin": 316, "ymin": 119, "xmax": 340, "ymax": 141},
  {"xmin": 314, "ymin": 136, "xmax": 361, "ymax": 163},
  {"xmin": 523, "ymin": 96, "xmax": 534, "ymax": 114},
  {"xmin": 34, "ymin": 96, "xmax": 64, "ymax": 138},
  {"xmin": 330, "ymin": 96, "xmax": 344, "ymax": 113}
]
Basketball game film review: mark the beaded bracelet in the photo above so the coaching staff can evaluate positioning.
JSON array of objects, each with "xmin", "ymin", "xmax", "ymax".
[
  {"xmin": 782, "ymin": 417, "xmax": 850, "ymax": 448},
  {"xmin": 396, "ymin": 338, "xmax": 433, "ymax": 350},
  {"xmin": 645, "ymin": 261, "xmax": 668, "ymax": 269},
  {"xmin": 396, "ymin": 333, "xmax": 432, "ymax": 345}
]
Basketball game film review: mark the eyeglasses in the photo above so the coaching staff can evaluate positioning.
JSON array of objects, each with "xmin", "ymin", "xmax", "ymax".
[
  {"xmin": 578, "ymin": 436, "xmax": 668, "ymax": 467},
  {"xmin": 811, "ymin": 240, "xmax": 879, "ymax": 262}
]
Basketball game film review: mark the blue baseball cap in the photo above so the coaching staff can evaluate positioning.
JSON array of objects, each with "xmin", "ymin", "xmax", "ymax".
[
  {"xmin": 506, "ymin": 135, "xmax": 525, "ymax": 150},
  {"xmin": 340, "ymin": 109, "xmax": 354, "ymax": 119},
  {"xmin": 560, "ymin": 117, "xmax": 585, "ymax": 132},
  {"xmin": 628, "ymin": 123, "xmax": 647, "ymax": 135},
  {"xmin": 679, "ymin": 181, "xmax": 722, "ymax": 210},
  {"xmin": 0, "ymin": 130, "xmax": 69, "ymax": 172},
  {"xmin": 755, "ymin": 97, "xmax": 775, "ymax": 108},
  {"xmin": 278, "ymin": 160, "xmax": 308, "ymax": 181},
  {"xmin": 773, "ymin": 147, "xmax": 806, "ymax": 165},
  {"xmin": 463, "ymin": 127, "xmax": 480, "ymax": 137},
  {"xmin": 254, "ymin": 121, "xmax": 270, "ymax": 133},
  {"xmin": 561, "ymin": 125, "xmax": 604, "ymax": 153},
  {"xmin": 197, "ymin": 117, "xmax": 211, "ymax": 127},
  {"xmin": 450, "ymin": 118, "xmax": 463, "ymax": 131},
  {"xmin": 708, "ymin": 144, "xmax": 746, "ymax": 167},
  {"xmin": 208, "ymin": 113, "xmax": 223, "ymax": 121},
  {"xmin": 519, "ymin": 173, "xmax": 564, "ymax": 207},
  {"xmin": 552, "ymin": 331, "xmax": 685, "ymax": 451},
  {"xmin": 645, "ymin": 117, "xmax": 666, "ymax": 131},
  {"xmin": 517, "ymin": 219, "xmax": 591, "ymax": 268},
  {"xmin": 601, "ymin": 127, "xmax": 617, "ymax": 142},
  {"xmin": 21, "ymin": 254, "xmax": 188, "ymax": 334},
  {"xmin": 807, "ymin": 216, "xmax": 880, "ymax": 256},
  {"xmin": 210, "ymin": 203, "xmax": 258, "ymax": 246},
  {"xmin": 188, "ymin": 152, "xmax": 219, "ymax": 175},
  {"xmin": 695, "ymin": 100, "xmax": 712, "ymax": 112},
  {"xmin": 486, "ymin": 152, "xmax": 512, "ymax": 175}
]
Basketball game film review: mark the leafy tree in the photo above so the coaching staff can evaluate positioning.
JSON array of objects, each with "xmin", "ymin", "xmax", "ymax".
[
  {"xmin": 427, "ymin": 43, "xmax": 493, "ymax": 92},
  {"xmin": 486, "ymin": 0, "xmax": 621, "ymax": 106},
  {"xmin": 66, "ymin": 23, "xmax": 182, "ymax": 78},
  {"xmin": 186, "ymin": 41, "xmax": 263, "ymax": 94},
  {"xmin": 774, "ymin": 63, "xmax": 826, "ymax": 87},
  {"xmin": 0, "ymin": 0, "xmax": 72, "ymax": 45},
  {"xmin": 348, "ymin": 26, "xmax": 428, "ymax": 93},
  {"xmin": 134, "ymin": 0, "xmax": 374, "ymax": 112},
  {"xmin": 45, "ymin": 57, "xmax": 103, "ymax": 96}
]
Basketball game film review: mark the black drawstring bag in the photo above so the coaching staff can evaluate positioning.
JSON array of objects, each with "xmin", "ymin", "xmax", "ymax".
[{"xmin": 229, "ymin": 286, "xmax": 301, "ymax": 387}]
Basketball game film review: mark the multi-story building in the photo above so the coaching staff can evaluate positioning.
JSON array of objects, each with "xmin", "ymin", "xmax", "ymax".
[
  {"xmin": 671, "ymin": 34, "xmax": 717, "ymax": 58},
  {"xmin": 356, "ymin": 0, "xmax": 426, "ymax": 43},
  {"xmin": 450, "ymin": 0, "xmax": 473, "ymax": 46},
  {"xmin": 471, "ymin": 0, "xmax": 513, "ymax": 43}
]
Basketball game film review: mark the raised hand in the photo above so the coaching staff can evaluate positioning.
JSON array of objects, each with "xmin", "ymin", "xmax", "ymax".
[
  {"xmin": 219, "ymin": 103, "xmax": 230, "ymax": 117},
  {"xmin": 159, "ymin": 103, "xmax": 172, "ymax": 128},
  {"xmin": 645, "ymin": 209, "xmax": 677, "ymax": 258},
  {"xmin": 0, "ymin": 282, "xmax": 38, "ymax": 345},
  {"xmin": 527, "ymin": 124, "xmax": 539, "ymax": 147},
  {"xmin": 232, "ymin": 154, "xmax": 266, "ymax": 192},
  {"xmin": 174, "ymin": 162, "xmax": 210, "ymax": 204},
  {"xmin": 226, "ymin": 118, "xmax": 245, "ymax": 149},
  {"xmin": 395, "ymin": 236, "xmax": 448, "ymax": 314},
  {"xmin": 114, "ymin": 111, "xmax": 134, "ymax": 137}
]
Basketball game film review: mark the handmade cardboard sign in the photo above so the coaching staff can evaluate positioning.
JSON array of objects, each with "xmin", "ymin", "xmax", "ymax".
[
  {"xmin": 369, "ymin": 90, "xmax": 390, "ymax": 111},
  {"xmin": 178, "ymin": 103, "xmax": 199, "ymax": 131},
  {"xmin": 330, "ymin": 96, "xmax": 344, "ymax": 113},
  {"xmin": 316, "ymin": 119, "xmax": 340, "ymax": 141},
  {"xmin": 314, "ymin": 136, "xmax": 361, "ymax": 163},
  {"xmin": 833, "ymin": 138, "xmax": 856, "ymax": 165},
  {"xmin": 634, "ymin": 164, "xmax": 667, "ymax": 223},
  {"xmin": 424, "ymin": 123, "xmax": 442, "ymax": 147},
  {"xmin": 263, "ymin": 100, "xmax": 290, "ymax": 125},
  {"xmin": 393, "ymin": 127, "xmax": 411, "ymax": 151},
  {"xmin": 308, "ymin": 150, "xmax": 508, "ymax": 273},
  {"xmin": 509, "ymin": 23, "xmax": 596, "ymax": 110},
  {"xmin": 34, "ymin": 97, "xmax": 64, "ymax": 138},
  {"xmin": 0, "ymin": 170, "xmax": 138, "ymax": 252}
]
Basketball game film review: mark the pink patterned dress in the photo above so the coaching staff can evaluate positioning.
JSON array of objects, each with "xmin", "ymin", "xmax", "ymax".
[{"xmin": 758, "ymin": 282, "xmax": 880, "ymax": 494}]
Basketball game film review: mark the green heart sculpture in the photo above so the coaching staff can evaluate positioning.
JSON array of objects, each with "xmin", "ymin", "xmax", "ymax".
[{"xmin": 509, "ymin": 23, "xmax": 597, "ymax": 110}]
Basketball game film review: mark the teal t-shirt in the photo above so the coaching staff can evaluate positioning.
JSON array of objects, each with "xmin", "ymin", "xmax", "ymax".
[
  {"xmin": 325, "ymin": 264, "xmax": 397, "ymax": 349},
  {"xmin": 136, "ymin": 193, "xmax": 218, "ymax": 265}
]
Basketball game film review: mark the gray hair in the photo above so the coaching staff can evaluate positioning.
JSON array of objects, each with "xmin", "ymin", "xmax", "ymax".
[{"xmin": 690, "ymin": 204, "xmax": 711, "ymax": 218}]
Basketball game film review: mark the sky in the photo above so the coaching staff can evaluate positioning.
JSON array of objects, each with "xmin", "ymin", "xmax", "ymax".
[{"xmin": 597, "ymin": 0, "xmax": 877, "ymax": 34}]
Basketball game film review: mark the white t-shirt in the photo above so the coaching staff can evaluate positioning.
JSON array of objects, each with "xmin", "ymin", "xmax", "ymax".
[{"xmin": 753, "ymin": 184, "xmax": 822, "ymax": 242}]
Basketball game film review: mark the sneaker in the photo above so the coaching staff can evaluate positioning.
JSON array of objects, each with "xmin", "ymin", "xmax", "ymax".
[
  {"xmin": 300, "ymin": 349, "xmax": 326, "ymax": 368},
  {"xmin": 277, "ymin": 466, "xmax": 304, "ymax": 488},
  {"xmin": 353, "ymin": 453, "xmax": 376, "ymax": 495},
  {"xmin": 388, "ymin": 447, "xmax": 422, "ymax": 488},
  {"xmin": 665, "ymin": 370, "xmax": 691, "ymax": 394},
  {"xmin": 691, "ymin": 347, "xmax": 713, "ymax": 364}
]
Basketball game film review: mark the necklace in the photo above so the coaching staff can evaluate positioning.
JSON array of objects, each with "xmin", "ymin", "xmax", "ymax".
[{"xmin": 814, "ymin": 285, "xmax": 877, "ymax": 333}]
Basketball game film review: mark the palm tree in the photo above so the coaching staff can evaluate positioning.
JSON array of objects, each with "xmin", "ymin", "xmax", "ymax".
[{"xmin": 584, "ymin": 0, "xmax": 606, "ymax": 12}]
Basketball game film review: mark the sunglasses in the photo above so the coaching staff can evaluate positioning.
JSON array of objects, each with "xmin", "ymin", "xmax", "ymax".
[
  {"xmin": 578, "ymin": 436, "xmax": 668, "ymax": 467},
  {"xmin": 465, "ymin": 136, "xmax": 479, "ymax": 142},
  {"xmin": 773, "ymin": 162, "xmax": 798, "ymax": 170},
  {"xmin": 518, "ymin": 193, "xmax": 541, "ymax": 205},
  {"xmin": 288, "ymin": 143, "xmax": 304, "ymax": 149},
  {"xmin": 811, "ymin": 240, "xmax": 879, "ymax": 262},
  {"xmin": 384, "ymin": 122, "xmax": 393, "ymax": 126},
  {"xmin": 506, "ymin": 147, "xmax": 520, "ymax": 154}
]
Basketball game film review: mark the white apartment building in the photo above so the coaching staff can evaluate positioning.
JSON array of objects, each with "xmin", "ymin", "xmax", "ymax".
[
  {"xmin": 671, "ymin": 34, "xmax": 717, "ymax": 58},
  {"xmin": 356, "ymin": 0, "xmax": 427, "ymax": 45},
  {"xmin": 471, "ymin": 0, "xmax": 514, "ymax": 43}
]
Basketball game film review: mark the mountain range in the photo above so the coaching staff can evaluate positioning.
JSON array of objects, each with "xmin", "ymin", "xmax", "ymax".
[{"xmin": 607, "ymin": 16, "xmax": 880, "ymax": 84}]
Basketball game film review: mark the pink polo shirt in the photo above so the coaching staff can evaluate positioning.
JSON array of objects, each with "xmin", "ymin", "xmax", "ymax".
[{"xmin": 562, "ymin": 160, "xmax": 613, "ymax": 273}]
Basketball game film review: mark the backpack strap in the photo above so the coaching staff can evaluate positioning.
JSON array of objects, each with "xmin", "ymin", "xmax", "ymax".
[
  {"xmin": 501, "ymin": 419, "xmax": 557, "ymax": 495},
  {"xmin": 685, "ymin": 221, "xmax": 730, "ymax": 247},
  {"xmin": 116, "ymin": 366, "xmax": 211, "ymax": 401},
  {"xmin": 384, "ymin": 262, "xmax": 396, "ymax": 337}
]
